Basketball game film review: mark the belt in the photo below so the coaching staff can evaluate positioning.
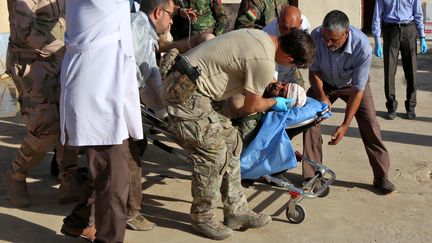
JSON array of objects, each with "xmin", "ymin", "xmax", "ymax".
[
  {"xmin": 66, "ymin": 32, "xmax": 120, "ymax": 54},
  {"xmin": 383, "ymin": 21, "xmax": 415, "ymax": 28}
]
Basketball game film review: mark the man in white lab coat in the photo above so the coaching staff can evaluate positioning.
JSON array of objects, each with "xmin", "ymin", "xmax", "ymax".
[{"xmin": 59, "ymin": 0, "xmax": 143, "ymax": 242}]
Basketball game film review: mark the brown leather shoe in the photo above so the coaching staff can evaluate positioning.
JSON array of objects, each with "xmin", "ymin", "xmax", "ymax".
[
  {"xmin": 61, "ymin": 224, "xmax": 96, "ymax": 241},
  {"xmin": 373, "ymin": 177, "xmax": 396, "ymax": 195}
]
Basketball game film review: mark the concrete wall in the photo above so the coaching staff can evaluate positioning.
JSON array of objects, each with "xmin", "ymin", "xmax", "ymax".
[
  {"xmin": 1, "ymin": 1, "xmax": 9, "ymax": 33},
  {"xmin": 298, "ymin": 0, "xmax": 362, "ymax": 29}
]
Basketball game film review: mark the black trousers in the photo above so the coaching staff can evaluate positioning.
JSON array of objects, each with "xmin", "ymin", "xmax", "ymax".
[{"xmin": 382, "ymin": 23, "xmax": 417, "ymax": 112}]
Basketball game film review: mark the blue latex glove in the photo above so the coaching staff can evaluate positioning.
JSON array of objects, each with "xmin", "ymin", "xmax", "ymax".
[
  {"xmin": 374, "ymin": 43, "xmax": 383, "ymax": 58},
  {"xmin": 272, "ymin": 97, "xmax": 294, "ymax": 112},
  {"xmin": 420, "ymin": 37, "xmax": 428, "ymax": 54}
]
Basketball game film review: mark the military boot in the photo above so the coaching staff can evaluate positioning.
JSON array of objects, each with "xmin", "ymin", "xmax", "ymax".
[
  {"xmin": 191, "ymin": 217, "xmax": 233, "ymax": 240},
  {"xmin": 224, "ymin": 211, "xmax": 272, "ymax": 230},
  {"xmin": 58, "ymin": 170, "xmax": 82, "ymax": 204},
  {"xmin": 4, "ymin": 169, "xmax": 31, "ymax": 208}
]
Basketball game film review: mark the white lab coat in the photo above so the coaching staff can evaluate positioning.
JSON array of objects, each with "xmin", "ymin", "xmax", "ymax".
[{"xmin": 60, "ymin": 0, "xmax": 143, "ymax": 146}]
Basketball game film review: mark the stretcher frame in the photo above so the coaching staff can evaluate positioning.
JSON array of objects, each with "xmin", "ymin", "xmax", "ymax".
[{"xmin": 140, "ymin": 104, "xmax": 336, "ymax": 224}]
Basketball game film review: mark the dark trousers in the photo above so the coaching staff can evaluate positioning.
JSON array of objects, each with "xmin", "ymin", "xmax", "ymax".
[
  {"xmin": 63, "ymin": 138, "xmax": 142, "ymax": 242},
  {"xmin": 126, "ymin": 139, "xmax": 143, "ymax": 218},
  {"xmin": 383, "ymin": 23, "xmax": 417, "ymax": 112},
  {"xmin": 302, "ymin": 83, "xmax": 390, "ymax": 180}
]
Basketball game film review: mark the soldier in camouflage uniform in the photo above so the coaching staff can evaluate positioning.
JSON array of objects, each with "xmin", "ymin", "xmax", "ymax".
[
  {"xmin": 235, "ymin": 0, "xmax": 287, "ymax": 29},
  {"xmin": 170, "ymin": 0, "xmax": 227, "ymax": 40},
  {"xmin": 233, "ymin": 5, "xmax": 307, "ymax": 152},
  {"xmin": 164, "ymin": 29, "xmax": 315, "ymax": 240},
  {"xmin": 4, "ymin": 0, "xmax": 80, "ymax": 208}
]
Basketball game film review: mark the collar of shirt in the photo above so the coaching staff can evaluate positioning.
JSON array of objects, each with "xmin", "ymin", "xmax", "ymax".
[
  {"xmin": 339, "ymin": 28, "xmax": 353, "ymax": 55},
  {"xmin": 146, "ymin": 13, "xmax": 158, "ymax": 33},
  {"xmin": 142, "ymin": 13, "xmax": 159, "ymax": 50}
]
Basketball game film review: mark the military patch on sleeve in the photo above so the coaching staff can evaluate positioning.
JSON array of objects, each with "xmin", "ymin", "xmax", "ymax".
[{"xmin": 245, "ymin": 9, "xmax": 257, "ymax": 21}]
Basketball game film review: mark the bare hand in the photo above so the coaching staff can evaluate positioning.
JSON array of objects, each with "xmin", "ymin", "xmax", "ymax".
[
  {"xmin": 322, "ymin": 97, "xmax": 332, "ymax": 110},
  {"xmin": 180, "ymin": 8, "xmax": 198, "ymax": 22},
  {"xmin": 328, "ymin": 125, "xmax": 348, "ymax": 145}
]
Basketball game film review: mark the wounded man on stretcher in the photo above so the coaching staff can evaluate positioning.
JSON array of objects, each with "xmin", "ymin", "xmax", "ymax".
[
  {"xmin": 223, "ymin": 81, "xmax": 331, "ymax": 182},
  {"xmin": 140, "ymin": 77, "xmax": 331, "ymax": 184}
]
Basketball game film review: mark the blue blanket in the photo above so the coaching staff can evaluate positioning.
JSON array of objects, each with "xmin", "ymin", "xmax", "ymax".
[{"xmin": 240, "ymin": 98, "xmax": 331, "ymax": 179}]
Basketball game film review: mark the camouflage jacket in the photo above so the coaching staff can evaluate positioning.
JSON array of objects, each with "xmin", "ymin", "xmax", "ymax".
[
  {"xmin": 171, "ymin": 0, "xmax": 227, "ymax": 40},
  {"xmin": 234, "ymin": 0, "xmax": 287, "ymax": 30},
  {"xmin": 6, "ymin": 0, "xmax": 66, "ymax": 60}
]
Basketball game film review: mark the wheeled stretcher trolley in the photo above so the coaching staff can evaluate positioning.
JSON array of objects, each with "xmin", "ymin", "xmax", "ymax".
[{"xmin": 140, "ymin": 97, "xmax": 336, "ymax": 224}]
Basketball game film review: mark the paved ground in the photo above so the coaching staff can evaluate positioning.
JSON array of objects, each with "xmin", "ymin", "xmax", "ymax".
[{"xmin": 0, "ymin": 44, "xmax": 431, "ymax": 243}]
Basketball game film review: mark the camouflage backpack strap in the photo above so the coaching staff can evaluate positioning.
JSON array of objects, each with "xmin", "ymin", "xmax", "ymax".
[{"xmin": 160, "ymin": 48, "xmax": 180, "ymax": 79}]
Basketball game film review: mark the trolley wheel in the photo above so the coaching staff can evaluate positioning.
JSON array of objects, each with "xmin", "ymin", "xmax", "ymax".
[{"xmin": 286, "ymin": 204, "xmax": 306, "ymax": 224}]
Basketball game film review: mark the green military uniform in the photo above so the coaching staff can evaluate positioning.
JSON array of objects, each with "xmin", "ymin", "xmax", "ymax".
[
  {"xmin": 234, "ymin": 0, "xmax": 288, "ymax": 29},
  {"xmin": 171, "ymin": 0, "xmax": 227, "ymax": 40}
]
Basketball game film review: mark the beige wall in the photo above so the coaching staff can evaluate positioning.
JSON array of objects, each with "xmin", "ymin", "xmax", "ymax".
[
  {"xmin": 1, "ymin": 0, "xmax": 9, "ymax": 33},
  {"xmin": 299, "ymin": 0, "xmax": 362, "ymax": 30}
]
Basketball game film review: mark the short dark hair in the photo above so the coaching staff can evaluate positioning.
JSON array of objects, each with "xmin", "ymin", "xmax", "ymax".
[
  {"xmin": 139, "ymin": 0, "xmax": 170, "ymax": 15},
  {"xmin": 322, "ymin": 10, "xmax": 349, "ymax": 33},
  {"xmin": 278, "ymin": 29, "xmax": 315, "ymax": 68}
]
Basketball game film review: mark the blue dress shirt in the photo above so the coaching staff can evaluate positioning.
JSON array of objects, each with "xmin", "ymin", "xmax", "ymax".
[
  {"xmin": 309, "ymin": 26, "xmax": 372, "ymax": 91},
  {"xmin": 372, "ymin": 0, "xmax": 425, "ymax": 38}
]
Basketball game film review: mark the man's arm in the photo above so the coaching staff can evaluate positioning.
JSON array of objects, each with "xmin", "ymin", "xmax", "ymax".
[
  {"xmin": 234, "ymin": 0, "xmax": 262, "ymax": 29},
  {"xmin": 174, "ymin": 5, "xmax": 198, "ymax": 22},
  {"xmin": 309, "ymin": 70, "xmax": 331, "ymax": 108},
  {"xmin": 158, "ymin": 33, "xmax": 215, "ymax": 53},
  {"xmin": 371, "ymin": 0, "xmax": 383, "ymax": 58},
  {"xmin": 211, "ymin": 0, "xmax": 228, "ymax": 35},
  {"xmin": 241, "ymin": 90, "xmax": 276, "ymax": 115},
  {"xmin": 413, "ymin": 0, "xmax": 428, "ymax": 54},
  {"xmin": 329, "ymin": 88, "xmax": 364, "ymax": 145}
]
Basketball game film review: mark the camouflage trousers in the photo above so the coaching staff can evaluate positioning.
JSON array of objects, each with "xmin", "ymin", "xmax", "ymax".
[
  {"xmin": 232, "ymin": 113, "xmax": 264, "ymax": 147},
  {"xmin": 167, "ymin": 92, "xmax": 249, "ymax": 223},
  {"xmin": 7, "ymin": 58, "xmax": 78, "ymax": 175}
]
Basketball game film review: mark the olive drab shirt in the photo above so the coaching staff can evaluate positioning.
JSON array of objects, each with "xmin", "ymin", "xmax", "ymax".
[
  {"xmin": 6, "ymin": 0, "xmax": 66, "ymax": 63},
  {"xmin": 171, "ymin": 0, "xmax": 227, "ymax": 40},
  {"xmin": 234, "ymin": 0, "xmax": 287, "ymax": 29}
]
